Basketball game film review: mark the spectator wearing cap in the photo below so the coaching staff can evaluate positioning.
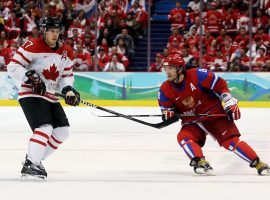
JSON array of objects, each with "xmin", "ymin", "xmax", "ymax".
[
  {"xmin": 149, "ymin": 53, "xmax": 164, "ymax": 72},
  {"xmin": 103, "ymin": 54, "xmax": 125, "ymax": 72},
  {"xmin": 97, "ymin": 47, "xmax": 110, "ymax": 71}
]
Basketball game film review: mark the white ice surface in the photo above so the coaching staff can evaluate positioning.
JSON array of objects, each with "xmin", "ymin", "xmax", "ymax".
[{"xmin": 0, "ymin": 106, "xmax": 269, "ymax": 200}]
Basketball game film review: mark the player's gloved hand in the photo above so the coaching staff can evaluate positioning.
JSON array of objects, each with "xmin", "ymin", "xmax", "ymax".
[
  {"xmin": 223, "ymin": 97, "xmax": 241, "ymax": 121},
  {"xmin": 61, "ymin": 86, "xmax": 80, "ymax": 106},
  {"xmin": 25, "ymin": 70, "xmax": 46, "ymax": 95},
  {"xmin": 162, "ymin": 109, "xmax": 175, "ymax": 121}
]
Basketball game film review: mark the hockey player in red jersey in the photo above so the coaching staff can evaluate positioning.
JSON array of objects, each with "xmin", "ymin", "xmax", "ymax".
[
  {"xmin": 7, "ymin": 17, "xmax": 80, "ymax": 179},
  {"xmin": 158, "ymin": 53, "xmax": 270, "ymax": 176}
]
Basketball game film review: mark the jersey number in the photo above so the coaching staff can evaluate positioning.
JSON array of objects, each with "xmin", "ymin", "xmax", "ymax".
[
  {"xmin": 198, "ymin": 68, "xmax": 207, "ymax": 73},
  {"xmin": 23, "ymin": 40, "xmax": 34, "ymax": 49}
]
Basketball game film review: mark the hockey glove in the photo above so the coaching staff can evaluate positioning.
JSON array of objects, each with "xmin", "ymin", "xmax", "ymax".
[
  {"xmin": 223, "ymin": 97, "xmax": 241, "ymax": 121},
  {"xmin": 61, "ymin": 86, "xmax": 80, "ymax": 106},
  {"xmin": 162, "ymin": 109, "xmax": 175, "ymax": 121},
  {"xmin": 25, "ymin": 70, "xmax": 46, "ymax": 95}
]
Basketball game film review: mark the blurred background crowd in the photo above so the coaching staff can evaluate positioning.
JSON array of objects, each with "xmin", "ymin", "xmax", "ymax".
[{"xmin": 0, "ymin": 0, "xmax": 270, "ymax": 72}]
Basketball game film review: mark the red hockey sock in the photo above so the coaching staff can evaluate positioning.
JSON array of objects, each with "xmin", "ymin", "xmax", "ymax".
[
  {"xmin": 222, "ymin": 137, "xmax": 258, "ymax": 163},
  {"xmin": 179, "ymin": 137, "xmax": 204, "ymax": 159}
]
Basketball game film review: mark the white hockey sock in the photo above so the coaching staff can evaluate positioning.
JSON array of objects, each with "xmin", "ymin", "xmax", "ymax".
[
  {"xmin": 42, "ymin": 126, "xmax": 70, "ymax": 160},
  {"xmin": 27, "ymin": 124, "xmax": 53, "ymax": 165}
]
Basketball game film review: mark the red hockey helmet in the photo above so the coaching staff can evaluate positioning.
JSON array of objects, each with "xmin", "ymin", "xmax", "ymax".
[{"xmin": 163, "ymin": 53, "xmax": 185, "ymax": 70}]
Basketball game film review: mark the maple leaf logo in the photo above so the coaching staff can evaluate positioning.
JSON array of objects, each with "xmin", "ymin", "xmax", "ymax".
[{"xmin": 42, "ymin": 63, "xmax": 59, "ymax": 81}]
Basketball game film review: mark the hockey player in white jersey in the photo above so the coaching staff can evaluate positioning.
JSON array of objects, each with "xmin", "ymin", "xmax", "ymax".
[{"xmin": 7, "ymin": 17, "xmax": 80, "ymax": 179}]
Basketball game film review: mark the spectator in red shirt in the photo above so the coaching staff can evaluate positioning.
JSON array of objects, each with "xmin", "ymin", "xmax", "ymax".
[
  {"xmin": 97, "ymin": 47, "xmax": 110, "ymax": 71},
  {"xmin": 233, "ymin": 27, "xmax": 249, "ymax": 48},
  {"xmin": 168, "ymin": 1, "xmax": 186, "ymax": 31},
  {"xmin": 168, "ymin": 27, "xmax": 183, "ymax": 46},
  {"xmin": 149, "ymin": 53, "xmax": 164, "ymax": 72},
  {"xmin": 252, "ymin": 46, "xmax": 268, "ymax": 71},
  {"xmin": 204, "ymin": 2, "xmax": 223, "ymax": 36},
  {"xmin": 73, "ymin": 43, "xmax": 92, "ymax": 71}
]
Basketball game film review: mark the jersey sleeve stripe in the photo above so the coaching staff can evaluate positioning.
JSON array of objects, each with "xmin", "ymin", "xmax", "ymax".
[
  {"xmin": 10, "ymin": 59, "xmax": 25, "ymax": 67},
  {"xmin": 16, "ymin": 50, "xmax": 31, "ymax": 63},
  {"xmin": 64, "ymin": 66, "xmax": 73, "ymax": 71},
  {"xmin": 210, "ymin": 74, "xmax": 219, "ymax": 90},
  {"xmin": 62, "ymin": 73, "xmax": 73, "ymax": 78}
]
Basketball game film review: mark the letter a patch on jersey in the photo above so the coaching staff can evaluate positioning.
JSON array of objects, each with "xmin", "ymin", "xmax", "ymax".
[
  {"xmin": 61, "ymin": 51, "xmax": 67, "ymax": 60},
  {"xmin": 190, "ymin": 83, "xmax": 196, "ymax": 91}
]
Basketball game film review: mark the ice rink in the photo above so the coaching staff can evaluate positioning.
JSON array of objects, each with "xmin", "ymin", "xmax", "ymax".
[{"xmin": 0, "ymin": 106, "xmax": 269, "ymax": 200}]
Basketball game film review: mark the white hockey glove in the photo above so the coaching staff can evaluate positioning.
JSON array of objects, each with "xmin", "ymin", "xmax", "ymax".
[{"xmin": 223, "ymin": 97, "xmax": 241, "ymax": 121}]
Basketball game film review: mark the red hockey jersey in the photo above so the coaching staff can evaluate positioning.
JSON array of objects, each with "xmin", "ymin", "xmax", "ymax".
[{"xmin": 158, "ymin": 68, "xmax": 230, "ymax": 124}]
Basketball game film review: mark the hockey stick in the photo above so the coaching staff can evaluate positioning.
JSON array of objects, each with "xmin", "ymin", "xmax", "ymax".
[
  {"xmin": 55, "ymin": 93, "xmax": 179, "ymax": 129},
  {"xmin": 94, "ymin": 113, "xmax": 227, "ymax": 118}
]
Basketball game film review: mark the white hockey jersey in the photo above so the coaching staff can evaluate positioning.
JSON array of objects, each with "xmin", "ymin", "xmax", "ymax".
[{"xmin": 7, "ymin": 38, "xmax": 74, "ymax": 103}]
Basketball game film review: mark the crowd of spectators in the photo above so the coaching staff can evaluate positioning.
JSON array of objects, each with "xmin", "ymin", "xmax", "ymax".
[
  {"xmin": 150, "ymin": 0, "xmax": 270, "ymax": 72},
  {"xmin": 1, "ymin": 0, "xmax": 270, "ymax": 72},
  {"xmin": 0, "ymin": 0, "xmax": 148, "ymax": 72}
]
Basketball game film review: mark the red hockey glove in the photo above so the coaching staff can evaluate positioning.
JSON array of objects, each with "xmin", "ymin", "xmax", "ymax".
[
  {"xmin": 25, "ymin": 70, "xmax": 46, "ymax": 95},
  {"xmin": 61, "ymin": 86, "xmax": 80, "ymax": 106},
  {"xmin": 223, "ymin": 97, "xmax": 241, "ymax": 121},
  {"xmin": 162, "ymin": 109, "xmax": 175, "ymax": 121}
]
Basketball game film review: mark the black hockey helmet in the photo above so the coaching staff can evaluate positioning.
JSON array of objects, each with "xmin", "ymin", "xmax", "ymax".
[{"xmin": 41, "ymin": 17, "xmax": 63, "ymax": 30}]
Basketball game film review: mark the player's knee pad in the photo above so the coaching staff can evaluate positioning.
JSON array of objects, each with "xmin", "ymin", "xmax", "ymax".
[
  {"xmin": 31, "ymin": 124, "xmax": 53, "ymax": 145},
  {"xmin": 52, "ymin": 126, "xmax": 70, "ymax": 143},
  {"xmin": 222, "ymin": 136, "xmax": 241, "ymax": 151}
]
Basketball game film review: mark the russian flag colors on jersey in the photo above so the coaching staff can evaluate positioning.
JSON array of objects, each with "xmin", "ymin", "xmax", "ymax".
[{"xmin": 158, "ymin": 68, "xmax": 230, "ymax": 124}]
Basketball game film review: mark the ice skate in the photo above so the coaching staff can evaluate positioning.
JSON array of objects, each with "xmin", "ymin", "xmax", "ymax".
[
  {"xmin": 190, "ymin": 157, "xmax": 214, "ymax": 175},
  {"xmin": 21, "ymin": 159, "xmax": 47, "ymax": 180},
  {"xmin": 250, "ymin": 158, "xmax": 270, "ymax": 176}
]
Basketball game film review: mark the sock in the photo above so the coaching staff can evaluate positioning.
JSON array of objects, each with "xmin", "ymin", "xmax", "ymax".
[
  {"xmin": 223, "ymin": 137, "xmax": 258, "ymax": 163},
  {"xmin": 42, "ymin": 126, "xmax": 70, "ymax": 160},
  {"xmin": 179, "ymin": 137, "xmax": 204, "ymax": 159},
  {"xmin": 28, "ymin": 124, "xmax": 53, "ymax": 165}
]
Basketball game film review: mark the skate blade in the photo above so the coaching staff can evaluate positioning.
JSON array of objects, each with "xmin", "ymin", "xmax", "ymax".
[
  {"xmin": 260, "ymin": 169, "xmax": 270, "ymax": 176},
  {"xmin": 21, "ymin": 173, "xmax": 46, "ymax": 181},
  {"xmin": 195, "ymin": 169, "xmax": 216, "ymax": 176}
]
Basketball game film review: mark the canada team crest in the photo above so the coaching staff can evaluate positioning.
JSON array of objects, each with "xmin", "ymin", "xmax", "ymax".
[
  {"xmin": 182, "ymin": 96, "xmax": 195, "ymax": 108},
  {"xmin": 42, "ymin": 63, "xmax": 60, "ymax": 81}
]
